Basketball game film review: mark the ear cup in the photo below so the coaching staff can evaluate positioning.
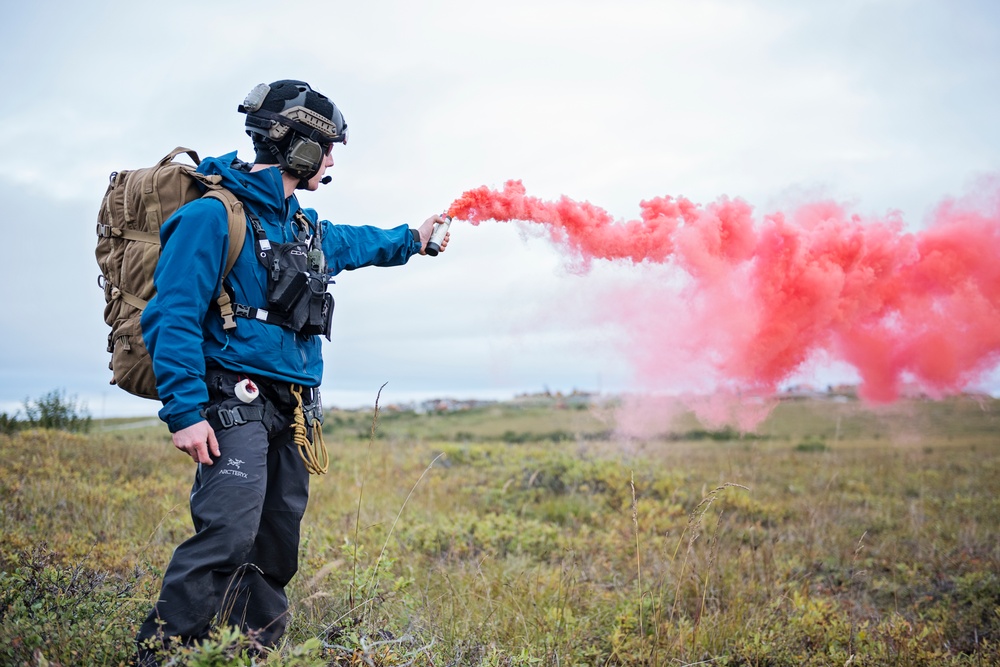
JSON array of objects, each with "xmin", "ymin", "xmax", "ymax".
[{"xmin": 284, "ymin": 136, "xmax": 324, "ymax": 179}]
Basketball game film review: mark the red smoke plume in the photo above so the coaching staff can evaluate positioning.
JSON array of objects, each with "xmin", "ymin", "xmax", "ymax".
[{"xmin": 448, "ymin": 179, "xmax": 1000, "ymax": 403}]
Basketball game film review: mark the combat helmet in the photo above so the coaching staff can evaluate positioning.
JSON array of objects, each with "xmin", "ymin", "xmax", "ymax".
[{"xmin": 238, "ymin": 79, "xmax": 348, "ymax": 187}]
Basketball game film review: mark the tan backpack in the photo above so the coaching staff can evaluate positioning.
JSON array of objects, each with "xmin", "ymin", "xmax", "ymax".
[{"xmin": 96, "ymin": 147, "xmax": 247, "ymax": 399}]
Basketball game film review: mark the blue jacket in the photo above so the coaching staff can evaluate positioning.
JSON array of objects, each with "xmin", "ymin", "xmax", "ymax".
[{"xmin": 141, "ymin": 152, "xmax": 421, "ymax": 432}]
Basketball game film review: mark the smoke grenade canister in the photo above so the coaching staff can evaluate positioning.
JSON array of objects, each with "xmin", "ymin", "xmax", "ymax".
[{"xmin": 425, "ymin": 216, "xmax": 451, "ymax": 256}]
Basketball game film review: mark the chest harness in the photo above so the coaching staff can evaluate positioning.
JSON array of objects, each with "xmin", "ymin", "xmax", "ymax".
[
  {"xmin": 215, "ymin": 208, "xmax": 333, "ymax": 475},
  {"xmin": 230, "ymin": 209, "xmax": 335, "ymax": 340}
]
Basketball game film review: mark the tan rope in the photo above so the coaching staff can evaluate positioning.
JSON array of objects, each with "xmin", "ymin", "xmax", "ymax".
[{"xmin": 291, "ymin": 385, "xmax": 329, "ymax": 475}]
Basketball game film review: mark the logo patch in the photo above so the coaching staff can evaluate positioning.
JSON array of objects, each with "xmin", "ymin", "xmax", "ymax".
[{"xmin": 220, "ymin": 457, "xmax": 249, "ymax": 479}]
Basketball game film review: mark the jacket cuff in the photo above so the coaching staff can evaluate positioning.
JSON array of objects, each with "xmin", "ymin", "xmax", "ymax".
[
  {"xmin": 410, "ymin": 228, "xmax": 421, "ymax": 251},
  {"xmin": 167, "ymin": 408, "xmax": 207, "ymax": 434}
]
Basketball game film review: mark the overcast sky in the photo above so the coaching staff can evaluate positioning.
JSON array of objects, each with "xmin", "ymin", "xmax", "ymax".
[{"xmin": 1, "ymin": 0, "xmax": 998, "ymax": 417}]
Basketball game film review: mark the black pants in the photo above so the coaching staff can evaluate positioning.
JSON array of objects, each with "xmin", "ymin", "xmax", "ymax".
[{"xmin": 136, "ymin": 369, "xmax": 311, "ymax": 655}]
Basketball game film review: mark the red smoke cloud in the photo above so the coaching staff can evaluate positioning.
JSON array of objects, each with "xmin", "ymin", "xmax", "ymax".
[{"xmin": 448, "ymin": 179, "xmax": 1000, "ymax": 404}]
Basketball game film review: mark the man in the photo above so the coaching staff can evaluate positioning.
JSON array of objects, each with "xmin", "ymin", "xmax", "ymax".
[{"xmin": 135, "ymin": 79, "xmax": 448, "ymax": 662}]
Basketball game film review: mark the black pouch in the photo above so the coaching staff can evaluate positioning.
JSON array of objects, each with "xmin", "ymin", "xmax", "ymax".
[
  {"xmin": 266, "ymin": 241, "xmax": 334, "ymax": 338},
  {"xmin": 267, "ymin": 243, "xmax": 312, "ymax": 313},
  {"xmin": 300, "ymin": 290, "xmax": 334, "ymax": 339},
  {"xmin": 282, "ymin": 275, "xmax": 333, "ymax": 338},
  {"xmin": 269, "ymin": 267, "xmax": 308, "ymax": 313}
]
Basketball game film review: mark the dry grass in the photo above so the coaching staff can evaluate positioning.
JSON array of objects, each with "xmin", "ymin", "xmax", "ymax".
[{"xmin": 1, "ymin": 395, "xmax": 998, "ymax": 665}]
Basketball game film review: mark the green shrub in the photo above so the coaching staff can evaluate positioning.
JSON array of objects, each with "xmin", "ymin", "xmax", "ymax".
[
  {"xmin": 0, "ymin": 411, "xmax": 20, "ymax": 436},
  {"xmin": 0, "ymin": 544, "xmax": 151, "ymax": 666},
  {"xmin": 795, "ymin": 437, "xmax": 828, "ymax": 452},
  {"xmin": 21, "ymin": 389, "xmax": 92, "ymax": 433}
]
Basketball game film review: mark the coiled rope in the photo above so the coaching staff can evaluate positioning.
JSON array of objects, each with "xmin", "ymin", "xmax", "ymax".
[{"xmin": 291, "ymin": 385, "xmax": 329, "ymax": 474}]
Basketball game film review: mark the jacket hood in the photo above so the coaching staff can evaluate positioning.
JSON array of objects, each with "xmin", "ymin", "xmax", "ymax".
[{"xmin": 196, "ymin": 151, "xmax": 289, "ymax": 216}]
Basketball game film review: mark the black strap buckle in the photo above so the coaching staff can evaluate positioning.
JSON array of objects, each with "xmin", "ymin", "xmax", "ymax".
[
  {"xmin": 217, "ymin": 408, "xmax": 235, "ymax": 428},
  {"xmin": 211, "ymin": 404, "xmax": 263, "ymax": 429}
]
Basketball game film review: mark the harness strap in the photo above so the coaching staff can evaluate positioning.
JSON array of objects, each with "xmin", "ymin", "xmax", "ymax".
[
  {"xmin": 202, "ymin": 403, "xmax": 264, "ymax": 430},
  {"xmin": 248, "ymin": 213, "xmax": 274, "ymax": 270},
  {"xmin": 231, "ymin": 303, "xmax": 293, "ymax": 328},
  {"xmin": 247, "ymin": 210, "xmax": 320, "ymax": 270}
]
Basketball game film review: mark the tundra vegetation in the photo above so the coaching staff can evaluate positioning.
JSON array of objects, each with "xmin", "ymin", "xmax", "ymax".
[{"xmin": 0, "ymin": 390, "xmax": 997, "ymax": 666}]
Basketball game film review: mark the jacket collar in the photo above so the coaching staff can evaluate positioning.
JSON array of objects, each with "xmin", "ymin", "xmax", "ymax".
[{"xmin": 197, "ymin": 151, "xmax": 295, "ymax": 220}]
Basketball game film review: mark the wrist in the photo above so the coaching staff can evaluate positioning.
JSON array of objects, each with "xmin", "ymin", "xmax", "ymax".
[{"xmin": 169, "ymin": 409, "xmax": 206, "ymax": 434}]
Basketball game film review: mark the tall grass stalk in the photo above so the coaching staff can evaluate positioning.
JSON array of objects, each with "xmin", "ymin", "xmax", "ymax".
[
  {"xmin": 350, "ymin": 382, "xmax": 388, "ymax": 610},
  {"xmin": 346, "ymin": 382, "xmax": 445, "ymax": 626},
  {"xmin": 669, "ymin": 482, "xmax": 748, "ymax": 657},
  {"xmin": 848, "ymin": 530, "xmax": 868, "ymax": 658},
  {"xmin": 630, "ymin": 471, "xmax": 643, "ymax": 639},
  {"xmin": 360, "ymin": 450, "xmax": 444, "ymax": 619},
  {"xmin": 693, "ymin": 508, "xmax": 725, "ymax": 651}
]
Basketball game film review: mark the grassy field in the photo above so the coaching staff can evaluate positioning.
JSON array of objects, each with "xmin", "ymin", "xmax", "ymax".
[{"xmin": 0, "ymin": 393, "xmax": 997, "ymax": 665}]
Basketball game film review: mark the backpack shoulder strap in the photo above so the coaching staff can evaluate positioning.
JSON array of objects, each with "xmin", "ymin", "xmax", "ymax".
[
  {"xmin": 200, "ymin": 185, "xmax": 247, "ymax": 276},
  {"xmin": 198, "ymin": 181, "xmax": 247, "ymax": 333}
]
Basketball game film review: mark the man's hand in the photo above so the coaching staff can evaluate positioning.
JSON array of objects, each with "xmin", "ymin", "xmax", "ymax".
[
  {"xmin": 173, "ymin": 420, "xmax": 220, "ymax": 465},
  {"xmin": 417, "ymin": 214, "xmax": 451, "ymax": 255}
]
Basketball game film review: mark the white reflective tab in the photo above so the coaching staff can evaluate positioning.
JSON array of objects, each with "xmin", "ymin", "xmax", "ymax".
[
  {"xmin": 260, "ymin": 240, "xmax": 271, "ymax": 251},
  {"xmin": 256, "ymin": 309, "xmax": 269, "ymax": 321}
]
